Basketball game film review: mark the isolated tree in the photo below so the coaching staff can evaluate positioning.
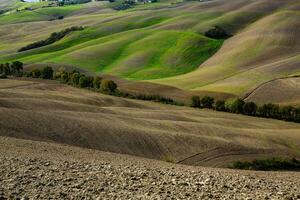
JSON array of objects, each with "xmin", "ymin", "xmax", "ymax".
[
  {"xmin": 215, "ymin": 100, "xmax": 226, "ymax": 111},
  {"xmin": 191, "ymin": 96, "xmax": 201, "ymax": 108},
  {"xmin": 41, "ymin": 66, "xmax": 54, "ymax": 79},
  {"xmin": 243, "ymin": 102, "xmax": 257, "ymax": 116},
  {"xmin": 101, "ymin": 80, "xmax": 117, "ymax": 93},
  {"xmin": 201, "ymin": 96, "xmax": 214, "ymax": 109},
  {"xmin": 93, "ymin": 76, "xmax": 102, "ymax": 89}
]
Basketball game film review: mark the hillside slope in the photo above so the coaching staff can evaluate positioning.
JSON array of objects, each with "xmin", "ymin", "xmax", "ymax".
[
  {"xmin": 1, "ymin": 79, "xmax": 300, "ymax": 167},
  {"xmin": 0, "ymin": 0, "xmax": 299, "ymax": 102}
]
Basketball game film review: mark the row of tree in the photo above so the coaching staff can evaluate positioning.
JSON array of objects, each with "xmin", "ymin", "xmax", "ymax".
[
  {"xmin": 2, "ymin": 61, "xmax": 300, "ymax": 123},
  {"xmin": 0, "ymin": 61, "xmax": 24, "ymax": 77},
  {"xmin": 18, "ymin": 26, "xmax": 85, "ymax": 52},
  {"xmin": 25, "ymin": 67, "xmax": 118, "ymax": 93},
  {"xmin": 191, "ymin": 96, "xmax": 300, "ymax": 123}
]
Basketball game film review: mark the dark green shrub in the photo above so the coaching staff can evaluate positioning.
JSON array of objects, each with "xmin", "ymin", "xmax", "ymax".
[
  {"xmin": 41, "ymin": 66, "xmax": 54, "ymax": 79},
  {"xmin": 0, "ymin": 73, "xmax": 7, "ymax": 79},
  {"xmin": 18, "ymin": 26, "xmax": 85, "ymax": 52},
  {"xmin": 258, "ymin": 103, "xmax": 280, "ymax": 118},
  {"xmin": 226, "ymin": 98, "xmax": 245, "ymax": 113},
  {"xmin": 243, "ymin": 102, "xmax": 257, "ymax": 116},
  {"xmin": 70, "ymin": 72, "xmax": 81, "ymax": 86},
  {"xmin": 79, "ymin": 76, "xmax": 88, "ymax": 88},
  {"xmin": 93, "ymin": 76, "xmax": 102, "ymax": 89},
  {"xmin": 280, "ymin": 106, "xmax": 296, "ymax": 121},
  {"xmin": 215, "ymin": 100, "xmax": 226, "ymax": 111},
  {"xmin": 230, "ymin": 158, "xmax": 300, "ymax": 171},
  {"xmin": 201, "ymin": 96, "xmax": 214, "ymax": 108},
  {"xmin": 101, "ymin": 80, "xmax": 117, "ymax": 92},
  {"xmin": 191, "ymin": 96, "xmax": 201, "ymax": 108},
  {"xmin": 205, "ymin": 26, "xmax": 231, "ymax": 39},
  {"xmin": 10, "ymin": 61, "xmax": 23, "ymax": 75}
]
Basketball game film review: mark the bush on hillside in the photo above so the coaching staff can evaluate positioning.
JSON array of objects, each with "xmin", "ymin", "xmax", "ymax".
[
  {"xmin": 205, "ymin": 26, "xmax": 232, "ymax": 39},
  {"xmin": 215, "ymin": 100, "xmax": 226, "ymax": 111},
  {"xmin": 93, "ymin": 76, "xmax": 102, "ymax": 89},
  {"xmin": 0, "ymin": 61, "xmax": 24, "ymax": 76},
  {"xmin": 225, "ymin": 98, "xmax": 245, "ymax": 114},
  {"xmin": 257, "ymin": 103, "xmax": 280, "ymax": 118},
  {"xmin": 41, "ymin": 66, "xmax": 54, "ymax": 79},
  {"xmin": 191, "ymin": 96, "xmax": 201, "ymax": 108},
  {"xmin": 101, "ymin": 80, "xmax": 117, "ymax": 93},
  {"xmin": 18, "ymin": 26, "xmax": 85, "ymax": 52},
  {"xmin": 243, "ymin": 101, "xmax": 257, "ymax": 116},
  {"xmin": 230, "ymin": 158, "xmax": 300, "ymax": 171},
  {"xmin": 201, "ymin": 96, "xmax": 214, "ymax": 108},
  {"xmin": 0, "ymin": 73, "xmax": 7, "ymax": 79}
]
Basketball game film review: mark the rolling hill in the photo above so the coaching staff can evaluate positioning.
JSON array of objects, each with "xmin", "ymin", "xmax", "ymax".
[
  {"xmin": 1, "ymin": 78, "xmax": 300, "ymax": 167},
  {"xmin": 0, "ymin": 0, "xmax": 299, "ymax": 104}
]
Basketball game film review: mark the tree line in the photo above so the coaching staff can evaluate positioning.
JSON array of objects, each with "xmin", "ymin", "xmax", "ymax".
[
  {"xmin": 18, "ymin": 26, "xmax": 85, "ymax": 52},
  {"xmin": 191, "ymin": 95, "xmax": 300, "ymax": 123},
  {"xmin": 0, "ymin": 62, "xmax": 182, "ymax": 105},
  {"xmin": 1, "ymin": 61, "xmax": 300, "ymax": 123}
]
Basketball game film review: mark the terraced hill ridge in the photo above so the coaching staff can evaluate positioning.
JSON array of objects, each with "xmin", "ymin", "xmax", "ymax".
[{"xmin": 0, "ymin": 0, "xmax": 300, "ymax": 103}]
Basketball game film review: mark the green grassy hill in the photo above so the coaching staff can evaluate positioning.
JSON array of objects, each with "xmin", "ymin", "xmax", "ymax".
[{"xmin": 1, "ymin": 0, "xmax": 300, "ymax": 101}]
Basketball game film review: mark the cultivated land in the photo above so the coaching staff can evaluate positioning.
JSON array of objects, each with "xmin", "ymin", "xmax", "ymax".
[
  {"xmin": 1, "ymin": 0, "xmax": 300, "ymax": 198},
  {"xmin": 1, "ymin": 79, "xmax": 300, "ymax": 167},
  {"xmin": 1, "ymin": 136, "xmax": 300, "ymax": 199},
  {"xmin": 0, "ymin": 0, "xmax": 300, "ymax": 103}
]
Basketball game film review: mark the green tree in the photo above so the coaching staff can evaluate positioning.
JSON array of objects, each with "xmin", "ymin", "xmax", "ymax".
[
  {"xmin": 101, "ymin": 80, "xmax": 117, "ymax": 93},
  {"xmin": 258, "ymin": 103, "xmax": 280, "ymax": 118},
  {"xmin": 3, "ymin": 63, "xmax": 11, "ymax": 75},
  {"xmin": 191, "ymin": 96, "xmax": 201, "ymax": 108},
  {"xmin": 0, "ymin": 64, "xmax": 4, "ymax": 74},
  {"xmin": 93, "ymin": 76, "xmax": 102, "ymax": 89},
  {"xmin": 79, "ymin": 76, "xmax": 88, "ymax": 88},
  {"xmin": 226, "ymin": 98, "xmax": 245, "ymax": 113},
  {"xmin": 243, "ymin": 102, "xmax": 257, "ymax": 116},
  {"xmin": 86, "ymin": 76, "xmax": 94, "ymax": 88},
  {"xmin": 280, "ymin": 106, "xmax": 296, "ymax": 121},
  {"xmin": 201, "ymin": 96, "xmax": 214, "ymax": 108},
  {"xmin": 215, "ymin": 100, "xmax": 226, "ymax": 111},
  {"xmin": 10, "ymin": 61, "xmax": 23, "ymax": 75},
  {"xmin": 70, "ymin": 72, "xmax": 81, "ymax": 86},
  {"xmin": 295, "ymin": 107, "xmax": 300, "ymax": 122},
  {"xmin": 41, "ymin": 66, "xmax": 54, "ymax": 79}
]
